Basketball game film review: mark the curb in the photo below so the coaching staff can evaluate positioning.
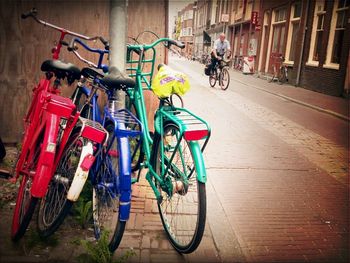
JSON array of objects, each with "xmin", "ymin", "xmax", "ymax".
[{"xmin": 231, "ymin": 76, "xmax": 350, "ymax": 122}]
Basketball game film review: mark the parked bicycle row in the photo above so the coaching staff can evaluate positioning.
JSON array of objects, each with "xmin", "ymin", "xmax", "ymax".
[{"xmin": 10, "ymin": 8, "xmax": 211, "ymax": 255}]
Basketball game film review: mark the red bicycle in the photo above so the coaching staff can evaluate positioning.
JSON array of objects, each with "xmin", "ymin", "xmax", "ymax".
[{"xmin": 11, "ymin": 9, "xmax": 107, "ymax": 241}]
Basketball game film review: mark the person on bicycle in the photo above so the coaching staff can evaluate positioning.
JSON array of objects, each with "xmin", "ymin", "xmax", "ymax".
[{"xmin": 210, "ymin": 33, "xmax": 231, "ymax": 73}]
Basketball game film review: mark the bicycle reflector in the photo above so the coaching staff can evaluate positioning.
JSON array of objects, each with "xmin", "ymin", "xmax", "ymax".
[
  {"xmin": 184, "ymin": 130, "xmax": 209, "ymax": 141},
  {"xmin": 79, "ymin": 117, "xmax": 107, "ymax": 144}
]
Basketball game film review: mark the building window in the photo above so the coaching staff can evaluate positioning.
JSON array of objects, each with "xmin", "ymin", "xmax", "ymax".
[
  {"xmin": 331, "ymin": 0, "xmax": 349, "ymax": 63},
  {"xmin": 271, "ymin": 8, "xmax": 287, "ymax": 54},
  {"xmin": 266, "ymin": 7, "xmax": 287, "ymax": 73},
  {"xmin": 285, "ymin": 2, "xmax": 301, "ymax": 63},
  {"xmin": 307, "ymin": 0, "xmax": 325, "ymax": 66},
  {"xmin": 325, "ymin": 0, "xmax": 349, "ymax": 69},
  {"xmin": 274, "ymin": 8, "xmax": 287, "ymax": 22},
  {"xmin": 313, "ymin": 11, "xmax": 325, "ymax": 61}
]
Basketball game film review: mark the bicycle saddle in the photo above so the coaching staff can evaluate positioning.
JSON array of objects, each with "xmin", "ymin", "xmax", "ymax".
[
  {"xmin": 100, "ymin": 67, "xmax": 135, "ymax": 90},
  {"xmin": 41, "ymin": 60, "xmax": 81, "ymax": 84},
  {"xmin": 81, "ymin": 67, "xmax": 104, "ymax": 80}
]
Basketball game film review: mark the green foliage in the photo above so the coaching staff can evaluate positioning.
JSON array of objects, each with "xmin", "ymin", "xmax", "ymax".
[
  {"xmin": 0, "ymin": 181, "xmax": 18, "ymax": 209},
  {"xmin": 0, "ymin": 158, "xmax": 13, "ymax": 168},
  {"xmin": 73, "ymin": 180, "xmax": 93, "ymax": 229},
  {"xmin": 74, "ymin": 200, "xmax": 93, "ymax": 229},
  {"xmin": 25, "ymin": 229, "xmax": 59, "ymax": 250},
  {"xmin": 76, "ymin": 230, "xmax": 136, "ymax": 263},
  {"xmin": 16, "ymin": 143, "xmax": 22, "ymax": 151}
]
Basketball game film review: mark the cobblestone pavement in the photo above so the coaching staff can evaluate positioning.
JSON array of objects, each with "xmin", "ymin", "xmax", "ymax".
[{"xmin": 0, "ymin": 56, "xmax": 348, "ymax": 263}]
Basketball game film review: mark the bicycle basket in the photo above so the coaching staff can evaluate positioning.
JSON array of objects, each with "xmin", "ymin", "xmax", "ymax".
[{"xmin": 152, "ymin": 65, "xmax": 190, "ymax": 98}]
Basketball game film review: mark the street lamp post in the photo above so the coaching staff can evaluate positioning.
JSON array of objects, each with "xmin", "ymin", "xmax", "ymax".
[{"xmin": 109, "ymin": 0, "xmax": 127, "ymax": 109}]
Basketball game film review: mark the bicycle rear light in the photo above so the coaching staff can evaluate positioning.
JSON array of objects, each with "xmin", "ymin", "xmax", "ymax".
[
  {"xmin": 184, "ymin": 130, "xmax": 209, "ymax": 141},
  {"xmin": 79, "ymin": 117, "xmax": 108, "ymax": 144}
]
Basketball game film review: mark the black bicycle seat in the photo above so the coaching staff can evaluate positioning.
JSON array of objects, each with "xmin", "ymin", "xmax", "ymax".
[
  {"xmin": 41, "ymin": 60, "xmax": 81, "ymax": 84},
  {"xmin": 81, "ymin": 67, "xmax": 104, "ymax": 80},
  {"xmin": 100, "ymin": 67, "xmax": 135, "ymax": 90}
]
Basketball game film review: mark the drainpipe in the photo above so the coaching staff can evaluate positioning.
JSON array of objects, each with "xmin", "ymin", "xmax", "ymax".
[
  {"xmin": 109, "ymin": 0, "xmax": 127, "ymax": 109},
  {"xmin": 296, "ymin": 0, "xmax": 309, "ymax": 86}
]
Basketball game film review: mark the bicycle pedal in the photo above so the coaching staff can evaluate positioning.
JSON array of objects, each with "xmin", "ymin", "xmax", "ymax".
[
  {"xmin": 0, "ymin": 169, "xmax": 11, "ymax": 180},
  {"xmin": 108, "ymin": 149, "xmax": 119, "ymax": 158}
]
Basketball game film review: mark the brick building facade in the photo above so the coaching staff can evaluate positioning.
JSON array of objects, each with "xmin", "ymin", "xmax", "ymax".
[
  {"xmin": 189, "ymin": 0, "xmax": 349, "ymax": 97},
  {"xmin": 175, "ymin": 3, "xmax": 195, "ymax": 58},
  {"xmin": 257, "ymin": 0, "xmax": 349, "ymax": 96}
]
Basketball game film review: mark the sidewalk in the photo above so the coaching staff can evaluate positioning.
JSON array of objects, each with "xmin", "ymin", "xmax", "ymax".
[{"xmin": 228, "ymin": 69, "xmax": 349, "ymax": 121}]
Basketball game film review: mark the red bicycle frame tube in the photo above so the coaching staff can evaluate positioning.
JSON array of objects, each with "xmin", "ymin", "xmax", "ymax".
[
  {"xmin": 52, "ymin": 31, "xmax": 67, "ymax": 59},
  {"xmin": 30, "ymin": 112, "xmax": 59, "ymax": 197},
  {"xmin": 14, "ymin": 75, "xmax": 79, "ymax": 198}
]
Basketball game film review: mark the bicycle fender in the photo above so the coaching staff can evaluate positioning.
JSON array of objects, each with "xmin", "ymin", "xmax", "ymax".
[
  {"xmin": 117, "ymin": 136, "xmax": 132, "ymax": 221},
  {"xmin": 67, "ymin": 141, "xmax": 94, "ymax": 201},
  {"xmin": 31, "ymin": 113, "xmax": 59, "ymax": 198},
  {"xmin": 189, "ymin": 141, "xmax": 207, "ymax": 183}
]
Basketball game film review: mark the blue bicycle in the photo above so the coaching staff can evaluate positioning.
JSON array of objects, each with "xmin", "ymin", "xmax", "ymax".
[{"xmin": 68, "ymin": 38, "xmax": 142, "ymax": 251}]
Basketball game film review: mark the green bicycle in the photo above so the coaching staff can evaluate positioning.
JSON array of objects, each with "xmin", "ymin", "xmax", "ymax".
[{"xmin": 124, "ymin": 37, "xmax": 211, "ymax": 253}]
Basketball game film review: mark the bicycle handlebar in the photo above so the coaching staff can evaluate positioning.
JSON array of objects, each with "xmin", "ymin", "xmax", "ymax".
[
  {"xmin": 167, "ymin": 39, "xmax": 185, "ymax": 49},
  {"xmin": 21, "ymin": 8, "xmax": 109, "ymax": 59},
  {"xmin": 127, "ymin": 37, "xmax": 185, "ymax": 51},
  {"xmin": 21, "ymin": 8, "xmax": 37, "ymax": 19},
  {"xmin": 68, "ymin": 37, "xmax": 109, "ymax": 51},
  {"xmin": 67, "ymin": 37, "xmax": 109, "ymax": 73}
]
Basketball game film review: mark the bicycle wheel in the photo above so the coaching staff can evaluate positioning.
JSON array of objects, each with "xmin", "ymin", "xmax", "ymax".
[
  {"xmin": 209, "ymin": 71, "xmax": 217, "ymax": 88},
  {"xmin": 220, "ymin": 68, "xmax": 230, "ymax": 90},
  {"xmin": 11, "ymin": 132, "xmax": 43, "ymax": 241},
  {"xmin": 0, "ymin": 136, "xmax": 5, "ymax": 160},
  {"xmin": 125, "ymin": 98, "xmax": 144, "ymax": 172},
  {"xmin": 278, "ymin": 67, "xmax": 287, "ymax": 84},
  {"xmin": 151, "ymin": 122, "xmax": 206, "ymax": 253},
  {"xmin": 92, "ymin": 123, "xmax": 125, "ymax": 252},
  {"xmin": 37, "ymin": 129, "xmax": 83, "ymax": 237}
]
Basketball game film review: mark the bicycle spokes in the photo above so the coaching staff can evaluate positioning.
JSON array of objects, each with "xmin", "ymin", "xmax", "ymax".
[{"xmin": 156, "ymin": 124, "xmax": 200, "ymax": 247}]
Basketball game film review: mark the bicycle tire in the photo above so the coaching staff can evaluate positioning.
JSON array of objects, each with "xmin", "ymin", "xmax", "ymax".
[
  {"xmin": 220, "ymin": 68, "xmax": 230, "ymax": 90},
  {"xmin": 151, "ymin": 122, "xmax": 206, "ymax": 254},
  {"xmin": 278, "ymin": 67, "xmax": 287, "ymax": 84},
  {"xmin": 11, "ymin": 176, "xmax": 38, "ymax": 241},
  {"xmin": 209, "ymin": 71, "xmax": 217, "ymax": 87},
  {"xmin": 0, "ymin": 137, "xmax": 6, "ymax": 160},
  {"xmin": 37, "ymin": 129, "xmax": 83, "ymax": 238},
  {"xmin": 92, "ymin": 123, "xmax": 125, "ymax": 252},
  {"xmin": 11, "ymin": 131, "xmax": 43, "ymax": 241}
]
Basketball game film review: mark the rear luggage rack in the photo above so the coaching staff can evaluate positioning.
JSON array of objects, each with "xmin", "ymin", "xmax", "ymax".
[
  {"xmin": 161, "ymin": 108, "xmax": 211, "ymax": 152},
  {"xmin": 110, "ymin": 109, "xmax": 143, "ymax": 138}
]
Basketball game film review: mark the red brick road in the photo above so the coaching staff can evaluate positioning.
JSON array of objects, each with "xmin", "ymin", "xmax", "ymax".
[{"xmin": 169, "ymin": 57, "xmax": 348, "ymax": 262}]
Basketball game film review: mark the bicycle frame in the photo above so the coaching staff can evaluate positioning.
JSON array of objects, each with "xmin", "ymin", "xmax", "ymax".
[
  {"xmin": 15, "ymin": 9, "xmax": 109, "ymax": 197},
  {"xmin": 126, "ymin": 38, "xmax": 211, "ymax": 201},
  {"xmin": 14, "ymin": 75, "xmax": 78, "ymax": 196},
  {"xmin": 78, "ymin": 86, "xmax": 142, "ymax": 221}
]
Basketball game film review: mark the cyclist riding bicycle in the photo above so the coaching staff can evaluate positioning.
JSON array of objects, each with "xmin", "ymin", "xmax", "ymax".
[{"xmin": 210, "ymin": 33, "xmax": 231, "ymax": 74}]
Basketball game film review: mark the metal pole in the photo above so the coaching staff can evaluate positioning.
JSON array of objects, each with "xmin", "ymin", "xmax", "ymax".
[
  {"xmin": 109, "ymin": 0, "xmax": 127, "ymax": 109},
  {"xmin": 296, "ymin": 0, "xmax": 309, "ymax": 86}
]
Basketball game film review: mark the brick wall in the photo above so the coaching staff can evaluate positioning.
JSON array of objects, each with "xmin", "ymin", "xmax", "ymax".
[{"xmin": 300, "ymin": 0, "xmax": 350, "ymax": 97}]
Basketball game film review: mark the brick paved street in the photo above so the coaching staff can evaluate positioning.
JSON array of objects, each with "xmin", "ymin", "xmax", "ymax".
[
  {"xmin": 168, "ymin": 56, "xmax": 348, "ymax": 262},
  {"xmin": 0, "ymin": 56, "xmax": 348, "ymax": 263}
]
